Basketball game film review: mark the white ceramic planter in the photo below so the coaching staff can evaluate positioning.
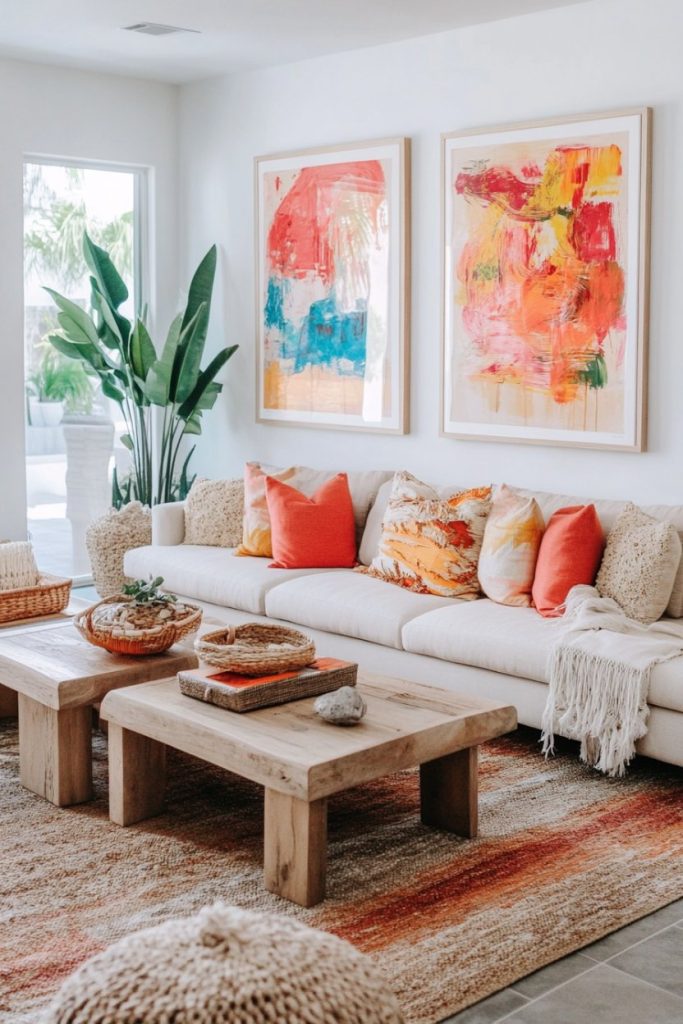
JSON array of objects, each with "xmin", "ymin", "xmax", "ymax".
[{"xmin": 29, "ymin": 398, "xmax": 64, "ymax": 427}]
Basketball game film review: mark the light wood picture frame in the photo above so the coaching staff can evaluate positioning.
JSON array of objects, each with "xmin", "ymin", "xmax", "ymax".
[
  {"xmin": 441, "ymin": 108, "xmax": 651, "ymax": 451},
  {"xmin": 255, "ymin": 137, "xmax": 410, "ymax": 434}
]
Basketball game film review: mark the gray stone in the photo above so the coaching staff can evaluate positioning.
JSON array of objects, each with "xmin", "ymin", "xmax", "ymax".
[{"xmin": 314, "ymin": 686, "xmax": 366, "ymax": 725}]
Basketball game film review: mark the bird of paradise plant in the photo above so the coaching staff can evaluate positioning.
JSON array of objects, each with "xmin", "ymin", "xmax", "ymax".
[{"xmin": 44, "ymin": 233, "xmax": 237, "ymax": 506}]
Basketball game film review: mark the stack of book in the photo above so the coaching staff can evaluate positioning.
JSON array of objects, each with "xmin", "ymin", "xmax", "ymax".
[{"xmin": 178, "ymin": 657, "xmax": 358, "ymax": 712}]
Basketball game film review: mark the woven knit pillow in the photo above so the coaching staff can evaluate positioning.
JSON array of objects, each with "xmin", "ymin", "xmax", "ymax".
[
  {"xmin": 358, "ymin": 471, "xmax": 491, "ymax": 598},
  {"xmin": 478, "ymin": 484, "xmax": 545, "ymax": 607},
  {"xmin": 184, "ymin": 478, "xmax": 244, "ymax": 548},
  {"xmin": 596, "ymin": 503, "xmax": 682, "ymax": 623}
]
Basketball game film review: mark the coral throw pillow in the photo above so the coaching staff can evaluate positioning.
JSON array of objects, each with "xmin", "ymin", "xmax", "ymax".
[
  {"xmin": 358, "ymin": 471, "xmax": 492, "ymax": 598},
  {"xmin": 478, "ymin": 484, "xmax": 545, "ymax": 607},
  {"xmin": 532, "ymin": 504, "xmax": 604, "ymax": 617},
  {"xmin": 265, "ymin": 473, "xmax": 357, "ymax": 569}
]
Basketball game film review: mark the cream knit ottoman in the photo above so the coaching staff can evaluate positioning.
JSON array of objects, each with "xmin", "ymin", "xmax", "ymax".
[{"xmin": 44, "ymin": 903, "xmax": 404, "ymax": 1024}]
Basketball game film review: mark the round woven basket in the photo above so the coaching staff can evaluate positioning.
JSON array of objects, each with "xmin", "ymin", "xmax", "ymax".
[
  {"xmin": 75, "ymin": 596, "xmax": 203, "ymax": 656},
  {"xmin": 195, "ymin": 623, "xmax": 315, "ymax": 675}
]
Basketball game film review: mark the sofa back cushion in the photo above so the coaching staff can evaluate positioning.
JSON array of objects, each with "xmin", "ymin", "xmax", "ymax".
[
  {"xmin": 511, "ymin": 486, "xmax": 683, "ymax": 618},
  {"xmin": 359, "ymin": 478, "xmax": 394, "ymax": 565},
  {"xmin": 266, "ymin": 473, "xmax": 357, "ymax": 569}
]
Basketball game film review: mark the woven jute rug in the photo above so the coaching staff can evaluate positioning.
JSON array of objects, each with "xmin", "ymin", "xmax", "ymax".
[{"xmin": 1, "ymin": 721, "xmax": 681, "ymax": 1023}]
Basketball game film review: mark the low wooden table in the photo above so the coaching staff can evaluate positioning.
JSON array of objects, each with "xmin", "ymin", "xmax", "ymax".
[
  {"xmin": 101, "ymin": 674, "xmax": 517, "ymax": 907},
  {"xmin": 0, "ymin": 620, "xmax": 198, "ymax": 807}
]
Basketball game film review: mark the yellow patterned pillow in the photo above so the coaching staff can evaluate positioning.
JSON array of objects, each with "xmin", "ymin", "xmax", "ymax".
[
  {"xmin": 358, "ymin": 471, "xmax": 492, "ymax": 598},
  {"xmin": 478, "ymin": 484, "xmax": 545, "ymax": 607},
  {"xmin": 236, "ymin": 462, "xmax": 300, "ymax": 557}
]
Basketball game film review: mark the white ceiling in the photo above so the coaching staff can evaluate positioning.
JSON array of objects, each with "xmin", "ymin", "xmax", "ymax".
[{"xmin": 0, "ymin": 0, "xmax": 590, "ymax": 84}]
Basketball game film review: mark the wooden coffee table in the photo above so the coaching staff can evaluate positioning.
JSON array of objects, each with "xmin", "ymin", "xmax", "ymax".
[
  {"xmin": 100, "ymin": 674, "xmax": 517, "ymax": 907},
  {"xmin": 0, "ymin": 620, "xmax": 198, "ymax": 807}
]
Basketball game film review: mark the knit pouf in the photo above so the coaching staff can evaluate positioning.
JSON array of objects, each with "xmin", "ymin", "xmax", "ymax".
[{"xmin": 43, "ymin": 903, "xmax": 405, "ymax": 1024}]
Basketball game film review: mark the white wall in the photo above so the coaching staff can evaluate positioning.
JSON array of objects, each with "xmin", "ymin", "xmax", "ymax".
[
  {"xmin": 0, "ymin": 57, "xmax": 178, "ymax": 540},
  {"xmin": 178, "ymin": 0, "xmax": 683, "ymax": 505}
]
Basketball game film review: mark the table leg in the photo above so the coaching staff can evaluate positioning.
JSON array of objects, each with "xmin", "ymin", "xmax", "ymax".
[
  {"xmin": 0, "ymin": 683, "xmax": 18, "ymax": 718},
  {"xmin": 18, "ymin": 694, "xmax": 92, "ymax": 806},
  {"xmin": 263, "ymin": 789, "xmax": 327, "ymax": 907},
  {"xmin": 107, "ymin": 722, "xmax": 166, "ymax": 826},
  {"xmin": 420, "ymin": 746, "xmax": 478, "ymax": 838}
]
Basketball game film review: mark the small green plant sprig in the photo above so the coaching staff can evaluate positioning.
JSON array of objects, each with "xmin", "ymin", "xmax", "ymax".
[{"xmin": 121, "ymin": 576, "xmax": 177, "ymax": 605}]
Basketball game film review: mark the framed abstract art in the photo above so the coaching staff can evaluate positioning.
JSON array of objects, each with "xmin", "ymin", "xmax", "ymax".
[
  {"xmin": 441, "ymin": 108, "xmax": 651, "ymax": 450},
  {"xmin": 255, "ymin": 138, "xmax": 409, "ymax": 433}
]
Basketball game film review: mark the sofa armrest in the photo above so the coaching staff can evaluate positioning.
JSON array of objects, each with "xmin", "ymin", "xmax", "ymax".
[{"xmin": 152, "ymin": 502, "xmax": 186, "ymax": 546}]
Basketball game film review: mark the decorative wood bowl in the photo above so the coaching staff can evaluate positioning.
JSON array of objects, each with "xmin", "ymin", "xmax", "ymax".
[
  {"xmin": 194, "ymin": 623, "xmax": 316, "ymax": 676},
  {"xmin": 75, "ymin": 595, "xmax": 202, "ymax": 656}
]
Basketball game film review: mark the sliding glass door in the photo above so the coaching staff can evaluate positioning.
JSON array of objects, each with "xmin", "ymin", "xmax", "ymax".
[{"xmin": 23, "ymin": 159, "xmax": 146, "ymax": 582}]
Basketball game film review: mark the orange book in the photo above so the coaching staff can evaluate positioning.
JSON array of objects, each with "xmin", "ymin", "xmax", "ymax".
[{"xmin": 201, "ymin": 658, "xmax": 353, "ymax": 690}]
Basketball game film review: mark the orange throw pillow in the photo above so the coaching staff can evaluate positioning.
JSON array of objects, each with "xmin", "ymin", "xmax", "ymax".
[
  {"xmin": 265, "ymin": 473, "xmax": 357, "ymax": 569},
  {"xmin": 532, "ymin": 504, "xmax": 604, "ymax": 617}
]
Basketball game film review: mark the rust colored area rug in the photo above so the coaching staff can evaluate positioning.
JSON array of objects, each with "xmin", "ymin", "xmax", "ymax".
[{"xmin": 1, "ymin": 722, "xmax": 681, "ymax": 1023}]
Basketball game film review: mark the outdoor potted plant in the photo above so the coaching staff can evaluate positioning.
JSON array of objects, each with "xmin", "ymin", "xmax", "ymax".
[{"xmin": 27, "ymin": 344, "xmax": 93, "ymax": 426}]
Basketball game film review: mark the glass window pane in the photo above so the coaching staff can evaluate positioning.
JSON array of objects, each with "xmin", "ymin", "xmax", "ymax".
[{"xmin": 24, "ymin": 162, "xmax": 138, "ymax": 581}]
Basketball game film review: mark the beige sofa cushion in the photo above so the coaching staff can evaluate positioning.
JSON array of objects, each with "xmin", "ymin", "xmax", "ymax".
[
  {"xmin": 401, "ymin": 599, "xmax": 683, "ymax": 714},
  {"xmin": 265, "ymin": 571, "xmax": 455, "ymax": 649},
  {"xmin": 124, "ymin": 545, "xmax": 329, "ymax": 615},
  {"xmin": 511, "ymin": 486, "xmax": 683, "ymax": 618},
  {"xmin": 358, "ymin": 479, "xmax": 393, "ymax": 565}
]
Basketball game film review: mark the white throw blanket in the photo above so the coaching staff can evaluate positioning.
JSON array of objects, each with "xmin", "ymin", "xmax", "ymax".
[{"xmin": 542, "ymin": 585, "xmax": 683, "ymax": 776}]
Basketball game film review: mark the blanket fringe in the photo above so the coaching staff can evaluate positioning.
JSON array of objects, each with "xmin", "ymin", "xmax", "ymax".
[{"xmin": 541, "ymin": 645, "xmax": 650, "ymax": 778}]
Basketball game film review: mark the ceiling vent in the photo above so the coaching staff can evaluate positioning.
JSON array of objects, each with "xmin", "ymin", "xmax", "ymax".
[{"xmin": 123, "ymin": 22, "xmax": 199, "ymax": 36}]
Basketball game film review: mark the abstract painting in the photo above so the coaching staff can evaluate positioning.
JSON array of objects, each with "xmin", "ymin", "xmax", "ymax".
[
  {"xmin": 256, "ymin": 138, "xmax": 409, "ymax": 432},
  {"xmin": 442, "ymin": 109, "xmax": 650, "ymax": 449}
]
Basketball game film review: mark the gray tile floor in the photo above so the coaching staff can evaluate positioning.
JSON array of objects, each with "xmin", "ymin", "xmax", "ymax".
[{"xmin": 443, "ymin": 899, "xmax": 683, "ymax": 1023}]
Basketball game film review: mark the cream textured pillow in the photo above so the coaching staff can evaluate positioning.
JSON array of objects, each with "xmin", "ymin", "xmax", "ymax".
[
  {"xmin": 184, "ymin": 478, "xmax": 244, "ymax": 548},
  {"xmin": 478, "ymin": 484, "xmax": 544, "ymax": 607},
  {"xmin": 596, "ymin": 503, "xmax": 682, "ymax": 623}
]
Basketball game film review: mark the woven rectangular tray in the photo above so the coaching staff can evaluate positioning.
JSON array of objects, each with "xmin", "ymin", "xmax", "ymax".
[
  {"xmin": 0, "ymin": 574, "xmax": 72, "ymax": 625},
  {"xmin": 178, "ymin": 657, "xmax": 358, "ymax": 712}
]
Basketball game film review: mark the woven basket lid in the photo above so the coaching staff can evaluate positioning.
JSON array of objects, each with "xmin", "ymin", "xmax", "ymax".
[{"xmin": 44, "ymin": 903, "xmax": 404, "ymax": 1024}]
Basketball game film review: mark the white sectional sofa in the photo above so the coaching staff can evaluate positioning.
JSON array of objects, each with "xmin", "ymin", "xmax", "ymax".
[{"xmin": 125, "ymin": 471, "xmax": 683, "ymax": 769}]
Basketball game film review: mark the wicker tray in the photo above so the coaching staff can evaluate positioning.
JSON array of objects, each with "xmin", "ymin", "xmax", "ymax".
[
  {"xmin": 0, "ymin": 574, "xmax": 71, "ymax": 624},
  {"xmin": 75, "ymin": 595, "xmax": 202, "ymax": 656},
  {"xmin": 178, "ymin": 658, "xmax": 358, "ymax": 712},
  {"xmin": 195, "ymin": 623, "xmax": 315, "ymax": 676}
]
